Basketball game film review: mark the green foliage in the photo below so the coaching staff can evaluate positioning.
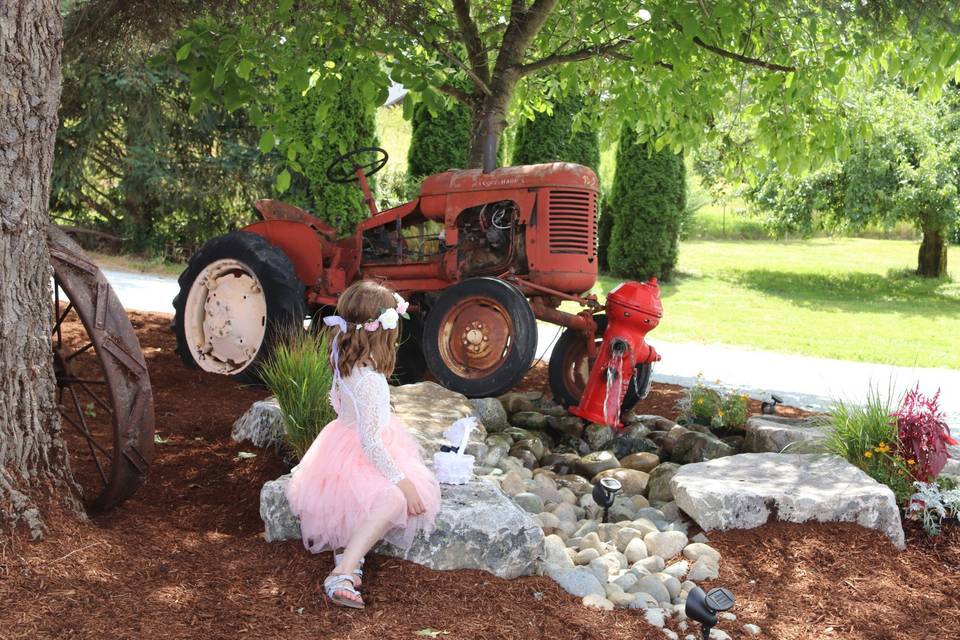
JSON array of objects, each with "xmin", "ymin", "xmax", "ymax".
[
  {"xmin": 512, "ymin": 93, "xmax": 600, "ymax": 173},
  {"xmin": 51, "ymin": 51, "xmax": 271, "ymax": 257},
  {"xmin": 408, "ymin": 97, "xmax": 472, "ymax": 177},
  {"xmin": 259, "ymin": 329, "xmax": 336, "ymax": 462},
  {"xmin": 596, "ymin": 193, "xmax": 613, "ymax": 271},
  {"xmin": 745, "ymin": 83, "xmax": 959, "ymax": 276},
  {"xmin": 824, "ymin": 386, "xmax": 915, "ymax": 504},
  {"xmin": 908, "ymin": 479, "xmax": 960, "ymax": 536},
  {"xmin": 278, "ymin": 54, "xmax": 380, "ymax": 235},
  {"xmin": 175, "ymin": 2, "xmax": 960, "ymax": 177},
  {"xmin": 607, "ymin": 123, "xmax": 686, "ymax": 280},
  {"xmin": 676, "ymin": 375, "xmax": 748, "ymax": 429}
]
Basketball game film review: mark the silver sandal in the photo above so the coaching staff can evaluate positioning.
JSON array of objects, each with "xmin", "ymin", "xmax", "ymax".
[
  {"xmin": 335, "ymin": 552, "xmax": 364, "ymax": 583},
  {"xmin": 324, "ymin": 573, "xmax": 364, "ymax": 609}
]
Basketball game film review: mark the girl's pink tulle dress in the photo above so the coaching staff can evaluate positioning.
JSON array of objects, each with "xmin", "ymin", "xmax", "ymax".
[{"xmin": 285, "ymin": 365, "xmax": 441, "ymax": 552}]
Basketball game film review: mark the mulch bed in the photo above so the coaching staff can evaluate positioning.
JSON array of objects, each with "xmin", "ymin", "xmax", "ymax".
[{"xmin": 2, "ymin": 311, "xmax": 958, "ymax": 639}]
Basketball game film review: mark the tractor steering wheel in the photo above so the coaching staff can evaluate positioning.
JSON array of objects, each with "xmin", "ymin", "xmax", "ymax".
[{"xmin": 325, "ymin": 146, "xmax": 389, "ymax": 184}]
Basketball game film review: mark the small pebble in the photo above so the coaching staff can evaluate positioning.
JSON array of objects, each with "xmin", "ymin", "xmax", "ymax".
[
  {"xmin": 582, "ymin": 594, "xmax": 614, "ymax": 610},
  {"xmin": 743, "ymin": 623, "xmax": 762, "ymax": 636}
]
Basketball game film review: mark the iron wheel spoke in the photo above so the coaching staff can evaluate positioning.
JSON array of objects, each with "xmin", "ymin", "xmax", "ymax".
[
  {"xmin": 65, "ymin": 341, "xmax": 95, "ymax": 362},
  {"xmin": 66, "ymin": 388, "xmax": 109, "ymax": 487},
  {"xmin": 78, "ymin": 381, "xmax": 113, "ymax": 414}
]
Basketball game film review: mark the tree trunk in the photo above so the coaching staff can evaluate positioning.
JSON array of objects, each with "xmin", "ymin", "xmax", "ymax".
[
  {"xmin": 1, "ymin": 0, "xmax": 77, "ymax": 538},
  {"xmin": 917, "ymin": 223, "xmax": 948, "ymax": 278},
  {"xmin": 466, "ymin": 79, "xmax": 516, "ymax": 170}
]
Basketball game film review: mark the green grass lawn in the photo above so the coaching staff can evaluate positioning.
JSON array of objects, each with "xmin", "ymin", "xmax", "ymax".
[{"xmin": 582, "ymin": 238, "xmax": 960, "ymax": 369}]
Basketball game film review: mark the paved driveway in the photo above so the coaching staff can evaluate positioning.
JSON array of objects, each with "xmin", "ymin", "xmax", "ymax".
[{"xmin": 102, "ymin": 267, "xmax": 959, "ymax": 432}]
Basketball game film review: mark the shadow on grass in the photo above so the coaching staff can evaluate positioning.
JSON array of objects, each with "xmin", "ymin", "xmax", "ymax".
[{"xmin": 729, "ymin": 268, "xmax": 960, "ymax": 318}]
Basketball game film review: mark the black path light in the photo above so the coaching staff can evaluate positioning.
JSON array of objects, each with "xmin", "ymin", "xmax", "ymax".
[
  {"xmin": 591, "ymin": 477, "xmax": 622, "ymax": 523},
  {"xmin": 761, "ymin": 394, "xmax": 784, "ymax": 415},
  {"xmin": 685, "ymin": 586, "xmax": 736, "ymax": 640}
]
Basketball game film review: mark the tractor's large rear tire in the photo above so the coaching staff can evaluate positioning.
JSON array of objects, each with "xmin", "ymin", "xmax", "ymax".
[
  {"xmin": 173, "ymin": 231, "xmax": 305, "ymax": 384},
  {"xmin": 548, "ymin": 314, "xmax": 653, "ymax": 414},
  {"xmin": 392, "ymin": 311, "xmax": 427, "ymax": 386},
  {"xmin": 422, "ymin": 278, "xmax": 537, "ymax": 398}
]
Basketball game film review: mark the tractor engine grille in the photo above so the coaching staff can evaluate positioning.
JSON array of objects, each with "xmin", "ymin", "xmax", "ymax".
[{"xmin": 546, "ymin": 189, "xmax": 595, "ymax": 256}]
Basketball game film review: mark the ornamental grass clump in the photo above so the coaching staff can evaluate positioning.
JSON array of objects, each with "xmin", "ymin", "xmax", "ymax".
[{"xmin": 259, "ymin": 328, "xmax": 336, "ymax": 462}]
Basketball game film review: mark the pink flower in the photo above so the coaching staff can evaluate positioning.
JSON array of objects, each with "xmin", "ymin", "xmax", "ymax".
[{"xmin": 363, "ymin": 320, "xmax": 380, "ymax": 332}]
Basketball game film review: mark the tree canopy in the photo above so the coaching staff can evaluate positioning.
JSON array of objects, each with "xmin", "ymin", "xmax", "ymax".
[{"xmin": 175, "ymin": 1, "xmax": 960, "ymax": 188}]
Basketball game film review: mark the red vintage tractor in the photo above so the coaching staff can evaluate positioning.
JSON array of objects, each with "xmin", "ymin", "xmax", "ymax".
[{"xmin": 172, "ymin": 147, "xmax": 661, "ymax": 418}]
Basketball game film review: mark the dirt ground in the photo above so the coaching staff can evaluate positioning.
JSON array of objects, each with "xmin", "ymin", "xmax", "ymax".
[{"xmin": 2, "ymin": 311, "xmax": 958, "ymax": 640}]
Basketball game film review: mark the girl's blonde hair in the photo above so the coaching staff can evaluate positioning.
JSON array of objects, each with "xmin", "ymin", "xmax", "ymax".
[{"xmin": 328, "ymin": 280, "xmax": 399, "ymax": 377}]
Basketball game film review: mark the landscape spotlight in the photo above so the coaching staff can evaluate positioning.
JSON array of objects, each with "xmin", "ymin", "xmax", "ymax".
[
  {"xmin": 591, "ymin": 477, "xmax": 621, "ymax": 523},
  {"xmin": 685, "ymin": 586, "xmax": 736, "ymax": 640},
  {"xmin": 761, "ymin": 394, "xmax": 784, "ymax": 415}
]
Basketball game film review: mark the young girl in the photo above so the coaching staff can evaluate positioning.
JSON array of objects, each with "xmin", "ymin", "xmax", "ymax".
[{"xmin": 285, "ymin": 280, "xmax": 441, "ymax": 609}]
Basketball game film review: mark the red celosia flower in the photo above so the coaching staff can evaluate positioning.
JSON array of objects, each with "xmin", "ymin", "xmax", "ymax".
[{"xmin": 893, "ymin": 385, "xmax": 957, "ymax": 482}]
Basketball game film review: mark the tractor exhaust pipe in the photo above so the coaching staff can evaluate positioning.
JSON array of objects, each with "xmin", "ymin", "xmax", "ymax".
[{"xmin": 482, "ymin": 113, "xmax": 498, "ymax": 174}]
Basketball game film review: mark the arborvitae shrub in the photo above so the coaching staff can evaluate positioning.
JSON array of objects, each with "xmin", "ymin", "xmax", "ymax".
[
  {"xmin": 407, "ymin": 99, "xmax": 472, "ymax": 177},
  {"xmin": 511, "ymin": 94, "xmax": 600, "ymax": 173},
  {"xmin": 607, "ymin": 123, "xmax": 686, "ymax": 281},
  {"xmin": 281, "ymin": 60, "xmax": 379, "ymax": 235},
  {"xmin": 597, "ymin": 192, "xmax": 614, "ymax": 271}
]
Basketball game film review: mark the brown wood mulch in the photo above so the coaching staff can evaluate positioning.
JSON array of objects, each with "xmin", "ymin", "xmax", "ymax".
[{"xmin": 1, "ymin": 311, "xmax": 957, "ymax": 640}]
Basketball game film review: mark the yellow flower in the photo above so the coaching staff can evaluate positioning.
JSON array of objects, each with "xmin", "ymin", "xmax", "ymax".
[
  {"xmin": 696, "ymin": 399, "xmax": 704, "ymax": 405},
  {"xmin": 718, "ymin": 410, "xmax": 725, "ymax": 417},
  {"xmin": 864, "ymin": 450, "xmax": 873, "ymax": 458},
  {"xmin": 908, "ymin": 459, "xmax": 916, "ymax": 465}
]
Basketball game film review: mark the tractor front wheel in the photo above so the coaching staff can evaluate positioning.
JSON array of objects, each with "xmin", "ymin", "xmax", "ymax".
[
  {"xmin": 173, "ymin": 231, "xmax": 305, "ymax": 383},
  {"xmin": 548, "ymin": 314, "xmax": 653, "ymax": 413},
  {"xmin": 422, "ymin": 278, "xmax": 537, "ymax": 398}
]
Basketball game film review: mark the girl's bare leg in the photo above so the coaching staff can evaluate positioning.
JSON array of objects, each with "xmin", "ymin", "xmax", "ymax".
[{"xmin": 329, "ymin": 500, "xmax": 405, "ymax": 603}]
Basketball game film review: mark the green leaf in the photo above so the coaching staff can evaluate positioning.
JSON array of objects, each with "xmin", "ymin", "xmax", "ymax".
[
  {"xmin": 276, "ymin": 169, "xmax": 292, "ymax": 193},
  {"xmin": 258, "ymin": 131, "xmax": 276, "ymax": 154},
  {"xmin": 175, "ymin": 42, "xmax": 192, "ymax": 62},
  {"xmin": 236, "ymin": 59, "xmax": 253, "ymax": 80}
]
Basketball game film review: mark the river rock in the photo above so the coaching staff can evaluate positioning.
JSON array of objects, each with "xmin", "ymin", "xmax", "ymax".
[
  {"xmin": 629, "ymin": 414, "xmax": 678, "ymax": 432},
  {"xmin": 548, "ymin": 566, "xmax": 606, "ymax": 598},
  {"xmin": 555, "ymin": 474, "xmax": 593, "ymax": 495},
  {"xmin": 593, "ymin": 468, "xmax": 650, "ymax": 496},
  {"xmin": 391, "ymin": 382, "xmax": 487, "ymax": 457},
  {"xmin": 542, "ymin": 452, "xmax": 581, "ymax": 475},
  {"xmin": 672, "ymin": 431, "xmax": 736, "ymax": 464},
  {"xmin": 513, "ymin": 492, "xmax": 545, "ymax": 514},
  {"xmin": 659, "ymin": 425, "xmax": 690, "ymax": 457},
  {"xmin": 647, "ymin": 463, "xmax": 681, "ymax": 502},
  {"xmin": 511, "ymin": 437, "xmax": 545, "ymax": 460},
  {"xmin": 582, "ymin": 594, "xmax": 615, "ymax": 610},
  {"xmin": 585, "ymin": 423, "xmax": 615, "ymax": 450},
  {"xmin": 498, "ymin": 391, "xmax": 541, "ymax": 415},
  {"xmin": 574, "ymin": 547, "xmax": 601, "ymax": 565},
  {"xmin": 743, "ymin": 416, "xmax": 829, "ymax": 454},
  {"xmin": 634, "ymin": 575, "xmax": 671, "ymax": 604},
  {"xmin": 542, "ymin": 534, "xmax": 573, "ymax": 571},
  {"xmin": 607, "ymin": 435, "xmax": 659, "ymax": 459},
  {"xmin": 470, "ymin": 397, "xmax": 510, "ymax": 433},
  {"xmin": 644, "ymin": 530, "xmax": 688, "ymax": 560},
  {"xmin": 608, "ymin": 494, "xmax": 639, "ymax": 522},
  {"xmin": 231, "ymin": 398, "xmax": 286, "ymax": 450},
  {"xmin": 687, "ymin": 556, "xmax": 720, "ymax": 581},
  {"xmin": 511, "ymin": 411, "xmax": 549, "ymax": 429},
  {"xmin": 510, "ymin": 448, "xmax": 539, "ymax": 470},
  {"xmin": 261, "ymin": 475, "xmax": 543, "ymax": 578},
  {"xmin": 683, "ymin": 542, "xmax": 721, "ymax": 563},
  {"xmin": 670, "ymin": 453, "xmax": 905, "ymax": 549},
  {"xmin": 547, "ymin": 415, "xmax": 586, "ymax": 438},
  {"xmin": 575, "ymin": 451, "xmax": 620, "ymax": 478},
  {"xmin": 624, "ymin": 536, "xmax": 649, "ymax": 563},
  {"xmin": 622, "ymin": 452, "xmax": 661, "ymax": 473},
  {"xmin": 503, "ymin": 426, "xmax": 539, "ymax": 443},
  {"xmin": 498, "ymin": 470, "xmax": 528, "ymax": 496}
]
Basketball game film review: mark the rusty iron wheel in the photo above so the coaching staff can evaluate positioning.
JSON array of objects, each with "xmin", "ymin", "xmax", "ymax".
[
  {"xmin": 48, "ymin": 225, "xmax": 155, "ymax": 512},
  {"xmin": 548, "ymin": 313, "xmax": 653, "ymax": 413},
  {"xmin": 423, "ymin": 277, "xmax": 536, "ymax": 398}
]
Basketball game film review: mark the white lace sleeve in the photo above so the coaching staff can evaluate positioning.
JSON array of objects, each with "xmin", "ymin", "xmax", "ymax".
[{"xmin": 354, "ymin": 372, "xmax": 405, "ymax": 484}]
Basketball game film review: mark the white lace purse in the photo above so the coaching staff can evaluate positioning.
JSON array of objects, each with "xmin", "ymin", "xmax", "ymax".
[{"xmin": 433, "ymin": 417, "xmax": 477, "ymax": 485}]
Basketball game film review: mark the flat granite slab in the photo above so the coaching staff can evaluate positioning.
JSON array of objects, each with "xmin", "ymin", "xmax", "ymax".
[
  {"xmin": 670, "ymin": 453, "xmax": 905, "ymax": 549},
  {"xmin": 261, "ymin": 475, "xmax": 544, "ymax": 579}
]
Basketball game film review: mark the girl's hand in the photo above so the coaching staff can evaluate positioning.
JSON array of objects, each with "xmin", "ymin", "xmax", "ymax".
[{"xmin": 397, "ymin": 478, "xmax": 426, "ymax": 516}]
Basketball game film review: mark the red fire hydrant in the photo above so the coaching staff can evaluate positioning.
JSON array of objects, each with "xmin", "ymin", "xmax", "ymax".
[{"xmin": 570, "ymin": 279, "xmax": 663, "ymax": 428}]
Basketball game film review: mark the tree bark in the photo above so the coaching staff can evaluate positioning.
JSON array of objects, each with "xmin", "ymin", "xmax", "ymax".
[
  {"xmin": 917, "ymin": 220, "xmax": 948, "ymax": 278},
  {"xmin": 1, "ymin": 0, "xmax": 77, "ymax": 538}
]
